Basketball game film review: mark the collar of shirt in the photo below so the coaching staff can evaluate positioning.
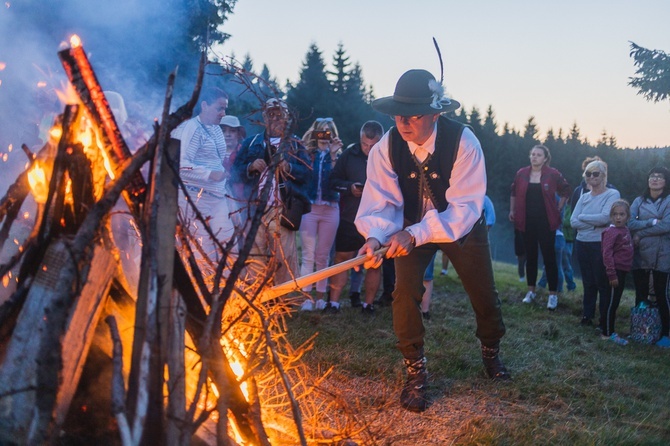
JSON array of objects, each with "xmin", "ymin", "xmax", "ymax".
[{"xmin": 407, "ymin": 123, "xmax": 437, "ymax": 161}]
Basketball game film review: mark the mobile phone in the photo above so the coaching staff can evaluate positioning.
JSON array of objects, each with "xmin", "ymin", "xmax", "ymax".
[{"xmin": 315, "ymin": 130, "xmax": 332, "ymax": 140}]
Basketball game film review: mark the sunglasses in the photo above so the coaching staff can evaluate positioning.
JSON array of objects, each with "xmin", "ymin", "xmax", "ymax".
[
  {"xmin": 392, "ymin": 115, "xmax": 425, "ymax": 123},
  {"xmin": 316, "ymin": 117, "xmax": 333, "ymax": 123},
  {"xmin": 584, "ymin": 171, "xmax": 601, "ymax": 178}
]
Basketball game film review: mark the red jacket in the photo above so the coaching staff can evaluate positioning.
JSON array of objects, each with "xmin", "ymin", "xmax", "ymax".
[{"xmin": 510, "ymin": 165, "xmax": 571, "ymax": 232}]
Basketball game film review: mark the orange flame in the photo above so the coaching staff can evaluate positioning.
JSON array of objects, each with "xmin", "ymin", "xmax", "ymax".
[
  {"xmin": 27, "ymin": 162, "xmax": 49, "ymax": 204},
  {"xmin": 70, "ymin": 35, "xmax": 82, "ymax": 48}
]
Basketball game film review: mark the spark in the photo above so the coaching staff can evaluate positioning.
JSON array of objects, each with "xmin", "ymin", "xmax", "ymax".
[
  {"xmin": 23, "ymin": 212, "xmax": 30, "ymax": 219},
  {"xmin": 37, "ymin": 81, "xmax": 47, "ymax": 88},
  {"xmin": 2, "ymin": 154, "xmax": 7, "ymax": 162},
  {"xmin": 8, "ymin": 144, "xmax": 12, "ymax": 152},
  {"xmin": 70, "ymin": 35, "xmax": 82, "ymax": 48},
  {"xmin": 0, "ymin": 62, "xmax": 5, "ymax": 70}
]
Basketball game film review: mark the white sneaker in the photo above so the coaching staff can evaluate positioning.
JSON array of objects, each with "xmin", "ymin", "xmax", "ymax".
[
  {"xmin": 300, "ymin": 300, "xmax": 314, "ymax": 311},
  {"xmin": 522, "ymin": 291, "xmax": 536, "ymax": 303},
  {"xmin": 315, "ymin": 299, "xmax": 327, "ymax": 310},
  {"xmin": 547, "ymin": 294, "xmax": 558, "ymax": 310}
]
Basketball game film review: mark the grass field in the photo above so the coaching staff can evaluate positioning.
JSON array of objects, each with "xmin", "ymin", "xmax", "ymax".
[{"xmin": 285, "ymin": 261, "xmax": 670, "ymax": 445}]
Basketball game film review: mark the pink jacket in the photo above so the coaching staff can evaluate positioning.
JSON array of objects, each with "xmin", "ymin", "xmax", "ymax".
[
  {"xmin": 510, "ymin": 165, "xmax": 571, "ymax": 232},
  {"xmin": 601, "ymin": 225, "xmax": 634, "ymax": 281}
]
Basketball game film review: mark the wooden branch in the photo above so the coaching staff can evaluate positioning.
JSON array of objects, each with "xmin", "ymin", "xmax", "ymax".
[
  {"xmin": 105, "ymin": 315, "xmax": 133, "ymax": 446},
  {"xmin": 262, "ymin": 247, "xmax": 389, "ymax": 302}
]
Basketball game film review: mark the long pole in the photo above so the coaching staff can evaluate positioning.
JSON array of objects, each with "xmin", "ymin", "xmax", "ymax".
[{"xmin": 261, "ymin": 247, "xmax": 389, "ymax": 302}]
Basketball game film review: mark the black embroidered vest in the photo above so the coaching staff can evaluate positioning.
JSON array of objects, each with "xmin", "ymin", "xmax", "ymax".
[{"xmin": 389, "ymin": 116, "xmax": 466, "ymax": 224}]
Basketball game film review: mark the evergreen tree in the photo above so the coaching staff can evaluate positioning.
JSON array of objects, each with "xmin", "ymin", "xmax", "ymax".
[
  {"xmin": 286, "ymin": 43, "xmax": 333, "ymax": 134},
  {"xmin": 329, "ymin": 43, "xmax": 350, "ymax": 95},
  {"xmin": 629, "ymin": 42, "xmax": 670, "ymax": 104}
]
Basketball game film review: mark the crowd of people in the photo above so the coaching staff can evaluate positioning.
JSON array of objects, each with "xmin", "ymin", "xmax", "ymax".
[
  {"xmin": 167, "ymin": 67, "xmax": 512, "ymax": 413},
  {"xmin": 166, "ymin": 70, "xmax": 669, "ymax": 416},
  {"xmin": 510, "ymin": 147, "xmax": 670, "ymax": 349}
]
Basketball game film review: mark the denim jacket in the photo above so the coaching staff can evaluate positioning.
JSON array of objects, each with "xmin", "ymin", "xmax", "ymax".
[
  {"xmin": 306, "ymin": 149, "xmax": 339, "ymax": 203},
  {"xmin": 231, "ymin": 131, "xmax": 311, "ymax": 201}
]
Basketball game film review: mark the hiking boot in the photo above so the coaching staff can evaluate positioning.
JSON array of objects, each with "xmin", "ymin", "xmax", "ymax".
[
  {"xmin": 361, "ymin": 304, "xmax": 375, "ymax": 317},
  {"xmin": 349, "ymin": 292, "xmax": 362, "ymax": 308},
  {"xmin": 321, "ymin": 302, "xmax": 340, "ymax": 314},
  {"xmin": 400, "ymin": 356, "xmax": 428, "ymax": 412},
  {"xmin": 547, "ymin": 294, "xmax": 558, "ymax": 310},
  {"xmin": 481, "ymin": 344, "xmax": 512, "ymax": 381},
  {"xmin": 522, "ymin": 291, "xmax": 536, "ymax": 304},
  {"xmin": 374, "ymin": 292, "xmax": 393, "ymax": 307}
]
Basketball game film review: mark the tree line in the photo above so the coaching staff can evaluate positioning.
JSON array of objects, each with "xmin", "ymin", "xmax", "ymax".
[{"xmin": 212, "ymin": 40, "xmax": 669, "ymax": 262}]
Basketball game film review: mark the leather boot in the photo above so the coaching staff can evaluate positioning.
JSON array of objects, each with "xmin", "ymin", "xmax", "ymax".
[
  {"xmin": 481, "ymin": 343, "xmax": 512, "ymax": 381},
  {"xmin": 400, "ymin": 355, "xmax": 428, "ymax": 412}
]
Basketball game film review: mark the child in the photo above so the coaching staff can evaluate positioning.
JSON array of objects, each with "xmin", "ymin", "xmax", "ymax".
[{"xmin": 600, "ymin": 200, "xmax": 634, "ymax": 345}]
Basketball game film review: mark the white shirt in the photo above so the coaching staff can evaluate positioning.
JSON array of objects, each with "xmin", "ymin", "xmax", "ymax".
[
  {"xmin": 355, "ymin": 124, "xmax": 486, "ymax": 246},
  {"xmin": 172, "ymin": 116, "xmax": 228, "ymax": 197}
]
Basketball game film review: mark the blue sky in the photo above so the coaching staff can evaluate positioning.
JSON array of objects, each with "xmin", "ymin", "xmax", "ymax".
[{"xmin": 217, "ymin": 0, "xmax": 670, "ymax": 148}]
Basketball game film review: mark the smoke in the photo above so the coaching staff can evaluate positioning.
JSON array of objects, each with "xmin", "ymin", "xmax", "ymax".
[{"xmin": 0, "ymin": 0, "xmax": 209, "ymax": 192}]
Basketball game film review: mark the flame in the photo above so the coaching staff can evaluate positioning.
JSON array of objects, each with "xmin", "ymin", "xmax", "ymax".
[
  {"xmin": 27, "ymin": 162, "xmax": 49, "ymax": 204},
  {"xmin": 55, "ymin": 82, "xmax": 79, "ymax": 106},
  {"xmin": 50, "ymin": 126, "xmax": 63, "ymax": 140},
  {"xmin": 70, "ymin": 35, "xmax": 82, "ymax": 48}
]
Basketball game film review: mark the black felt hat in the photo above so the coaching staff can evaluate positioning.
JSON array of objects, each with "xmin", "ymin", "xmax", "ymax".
[{"xmin": 372, "ymin": 69, "xmax": 460, "ymax": 117}]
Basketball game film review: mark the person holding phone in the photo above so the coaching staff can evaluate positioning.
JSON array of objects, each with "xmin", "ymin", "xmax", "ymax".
[
  {"xmin": 297, "ymin": 118, "xmax": 343, "ymax": 311},
  {"xmin": 330, "ymin": 121, "xmax": 385, "ymax": 314}
]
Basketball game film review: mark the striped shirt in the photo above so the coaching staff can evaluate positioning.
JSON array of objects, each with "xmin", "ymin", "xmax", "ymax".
[{"xmin": 172, "ymin": 116, "xmax": 228, "ymax": 197}]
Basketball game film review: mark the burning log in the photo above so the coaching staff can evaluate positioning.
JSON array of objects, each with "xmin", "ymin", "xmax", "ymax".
[{"xmin": 58, "ymin": 36, "xmax": 146, "ymax": 213}]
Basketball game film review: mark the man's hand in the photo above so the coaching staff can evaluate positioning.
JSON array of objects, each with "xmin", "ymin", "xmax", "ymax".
[
  {"xmin": 356, "ymin": 238, "xmax": 384, "ymax": 270},
  {"xmin": 248, "ymin": 159, "xmax": 267, "ymax": 175},
  {"xmin": 351, "ymin": 182, "xmax": 363, "ymax": 198},
  {"xmin": 209, "ymin": 170, "xmax": 225, "ymax": 182},
  {"xmin": 508, "ymin": 210, "xmax": 515, "ymax": 222},
  {"xmin": 609, "ymin": 278, "xmax": 619, "ymax": 288},
  {"xmin": 386, "ymin": 230, "xmax": 415, "ymax": 258}
]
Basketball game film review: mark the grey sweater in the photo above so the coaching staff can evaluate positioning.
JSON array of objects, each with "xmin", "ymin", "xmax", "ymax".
[{"xmin": 570, "ymin": 188, "xmax": 620, "ymax": 242}]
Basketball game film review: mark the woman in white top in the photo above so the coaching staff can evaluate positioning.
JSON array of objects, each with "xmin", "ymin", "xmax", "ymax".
[{"xmin": 570, "ymin": 160, "xmax": 620, "ymax": 326}]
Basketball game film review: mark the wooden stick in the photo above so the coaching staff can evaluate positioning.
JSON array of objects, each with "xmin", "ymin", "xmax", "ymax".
[{"xmin": 261, "ymin": 247, "xmax": 388, "ymax": 302}]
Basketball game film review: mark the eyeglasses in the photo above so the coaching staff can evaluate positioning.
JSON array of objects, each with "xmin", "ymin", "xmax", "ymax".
[
  {"xmin": 265, "ymin": 110, "xmax": 287, "ymax": 121},
  {"xmin": 316, "ymin": 117, "xmax": 333, "ymax": 123},
  {"xmin": 649, "ymin": 174, "xmax": 666, "ymax": 181},
  {"xmin": 584, "ymin": 171, "xmax": 601, "ymax": 178},
  {"xmin": 392, "ymin": 115, "xmax": 424, "ymax": 123}
]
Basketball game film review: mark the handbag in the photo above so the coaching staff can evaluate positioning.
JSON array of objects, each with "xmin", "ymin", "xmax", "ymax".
[
  {"xmin": 279, "ymin": 184, "xmax": 311, "ymax": 231},
  {"xmin": 630, "ymin": 303, "xmax": 661, "ymax": 344}
]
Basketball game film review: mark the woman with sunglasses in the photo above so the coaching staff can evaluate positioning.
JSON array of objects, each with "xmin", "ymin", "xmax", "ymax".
[
  {"xmin": 628, "ymin": 166, "xmax": 670, "ymax": 348},
  {"xmin": 510, "ymin": 145, "xmax": 571, "ymax": 310},
  {"xmin": 570, "ymin": 160, "xmax": 620, "ymax": 326}
]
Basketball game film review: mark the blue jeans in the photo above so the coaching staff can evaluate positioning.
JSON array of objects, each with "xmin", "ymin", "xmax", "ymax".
[{"xmin": 562, "ymin": 241, "xmax": 577, "ymax": 291}]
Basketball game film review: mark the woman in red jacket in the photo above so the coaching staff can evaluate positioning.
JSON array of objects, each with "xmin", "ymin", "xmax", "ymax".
[{"xmin": 510, "ymin": 145, "xmax": 571, "ymax": 310}]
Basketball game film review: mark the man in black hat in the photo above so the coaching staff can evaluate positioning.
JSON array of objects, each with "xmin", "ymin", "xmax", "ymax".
[{"xmin": 355, "ymin": 69, "xmax": 509, "ymax": 413}]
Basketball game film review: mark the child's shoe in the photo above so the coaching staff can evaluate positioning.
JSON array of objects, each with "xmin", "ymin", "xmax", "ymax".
[
  {"xmin": 656, "ymin": 336, "xmax": 670, "ymax": 348},
  {"xmin": 300, "ymin": 299, "xmax": 314, "ymax": 312},
  {"xmin": 522, "ymin": 291, "xmax": 536, "ymax": 304},
  {"xmin": 609, "ymin": 333, "xmax": 628, "ymax": 346}
]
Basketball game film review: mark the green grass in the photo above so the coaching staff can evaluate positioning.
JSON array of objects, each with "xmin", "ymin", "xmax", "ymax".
[{"xmin": 285, "ymin": 261, "xmax": 670, "ymax": 445}]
